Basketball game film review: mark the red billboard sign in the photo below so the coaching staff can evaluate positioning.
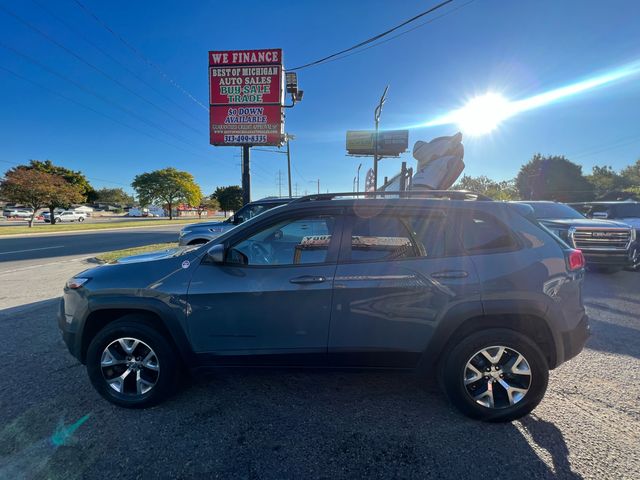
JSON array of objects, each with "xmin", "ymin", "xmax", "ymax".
[
  {"xmin": 209, "ymin": 49, "xmax": 283, "ymax": 146},
  {"xmin": 209, "ymin": 105, "xmax": 283, "ymax": 145}
]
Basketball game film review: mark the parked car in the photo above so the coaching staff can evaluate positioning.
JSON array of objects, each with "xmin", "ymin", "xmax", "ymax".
[
  {"xmin": 3, "ymin": 208, "xmax": 34, "ymax": 218},
  {"xmin": 178, "ymin": 197, "xmax": 290, "ymax": 246},
  {"xmin": 45, "ymin": 210, "xmax": 87, "ymax": 223},
  {"xmin": 515, "ymin": 201, "xmax": 637, "ymax": 272},
  {"xmin": 570, "ymin": 201, "xmax": 640, "ymax": 270},
  {"xmin": 60, "ymin": 191, "xmax": 590, "ymax": 421}
]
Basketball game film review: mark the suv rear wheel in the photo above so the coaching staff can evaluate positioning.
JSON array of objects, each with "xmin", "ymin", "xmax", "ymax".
[
  {"xmin": 86, "ymin": 316, "xmax": 180, "ymax": 408},
  {"xmin": 440, "ymin": 328, "xmax": 549, "ymax": 422}
]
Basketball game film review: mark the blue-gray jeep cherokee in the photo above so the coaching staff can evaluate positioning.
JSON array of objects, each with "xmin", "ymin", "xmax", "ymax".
[{"xmin": 58, "ymin": 191, "xmax": 590, "ymax": 422}]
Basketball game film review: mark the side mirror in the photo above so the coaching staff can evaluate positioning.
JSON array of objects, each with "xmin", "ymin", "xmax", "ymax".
[
  {"xmin": 592, "ymin": 212, "xmax": 609, "ymax": 219},
  {"xmin": 206, "ymin": 244, "xmax": 225, "ymax": 263},
  {"xmin": 234, "ymin": 215, "xmax": 244, "ymax": 225}
]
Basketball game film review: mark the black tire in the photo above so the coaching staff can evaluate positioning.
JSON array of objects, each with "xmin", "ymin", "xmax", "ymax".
[
  {"xmin": 439, "ymin": 328, "xmax": 549, "ymax": 422},
  {"xmin": 86, "ymin": 316, "xmax": 181, "ymax": 408},
  {"xmin": 78, "ymin": 217, "xmax": 85, "ymax": 222}
]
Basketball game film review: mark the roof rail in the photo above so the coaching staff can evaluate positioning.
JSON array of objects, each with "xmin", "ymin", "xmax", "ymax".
[{"xmin": 290, "ymin": 190, "xmax": 493, "ymax": 204}]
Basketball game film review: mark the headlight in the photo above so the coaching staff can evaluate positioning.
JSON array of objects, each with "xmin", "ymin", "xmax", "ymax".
[
  {"xmin": 66, "ymin": 277, "xmax": 90, "ymax": 289},
  {"xmin": 179, "ymin": 230, "xmax": 189, "ymax": 237}
]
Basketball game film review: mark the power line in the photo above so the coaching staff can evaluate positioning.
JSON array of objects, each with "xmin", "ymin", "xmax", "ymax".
[
  {"xmin": 288, "ymin": 0, "xmax": 454, "ymax": 71},
  {"xmin": 0, "ymin": 64, "xmax": 212, "ymax": 162},
  {"xmin": 0, "ymin": 42, "xmax": 208, "ymax": 153},
  {"xmin": 72, "ymin": 0, "xmax": 208, "ymax": 111},
  {"xmin": 571, "ymin": 134, "xmax": 640, "ymax": 160},
  {"xmin": 307, "ymin": 0, "xmax": 477, "ymax": 70},
  {"xmin": 30, "ymin": 0, "xmax": 205, "ymax": 126},
  {"xmin": 0, "ymin": 3, "xmax": 205, "ymax": 140}
]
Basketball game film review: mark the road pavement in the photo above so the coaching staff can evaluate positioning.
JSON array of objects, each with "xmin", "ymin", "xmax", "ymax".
[
  {"xmin": 0, "ymin": 224, "xmax": 184, "ymax": 268},
  {"xmin": 0, "ymin": 265, "xmax": 638, "ymax": 478}
]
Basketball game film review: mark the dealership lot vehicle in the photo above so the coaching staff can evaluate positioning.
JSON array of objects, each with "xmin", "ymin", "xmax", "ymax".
[
  {"xmin": 45, "ymin": 210, "xmax": 87, "ymax": 223},
  {"xmin": 3, "ymin": 208, "xmax": 34, "ymax": 218},
  {"xmin": 178, "ymin": 197, "xmax": 290, "ymax": 246},
  {"xmin": 572, "ymin": 201, "xmax": 640, "ymax": 269},
  {"xmin": 59, "ymin": 192, "xmax": 589, "ymax": 421},
  {"xmin": 516, "ymin": 201, "xmax": 636, "ymax": 272}
]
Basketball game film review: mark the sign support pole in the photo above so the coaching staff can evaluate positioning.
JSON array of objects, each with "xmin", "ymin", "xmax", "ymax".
[
  {"xmin": 373, "ymin": 85, "xmax": 389, "ymax": 192},
  {"xmin": 242, "ymin": 145, "xmax": 251, "ymax": 205},
  {"xmin": 286, "ymin": 138, "xmax": 293, "ymax": 198}
]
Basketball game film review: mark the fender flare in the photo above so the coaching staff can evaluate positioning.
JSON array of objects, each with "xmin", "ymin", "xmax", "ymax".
[
  {"xmin": 84, "ymin": 296, "xmax": 196, "ymax": 366},
  {"xmin": 418, "ymin": 298, "xmax": 561, "ymax": 371}
]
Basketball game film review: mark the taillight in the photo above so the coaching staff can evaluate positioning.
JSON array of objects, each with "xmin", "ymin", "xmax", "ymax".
[{"xmin": 567, "ymin": 249, "xmax": 585, "ymax": 271}]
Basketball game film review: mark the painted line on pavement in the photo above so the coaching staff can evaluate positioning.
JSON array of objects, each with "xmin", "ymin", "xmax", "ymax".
[{"xmin": 0, "ymin": 245, "xmax": 65, "ymax": 256}]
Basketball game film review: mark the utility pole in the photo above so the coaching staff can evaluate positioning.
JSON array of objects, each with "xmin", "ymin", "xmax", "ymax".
[
  {"xmin": 317, "ymin": 179, "xmax": 320, "ymax": 194},
  {"xmin": 356, "ymin": 163, "xmax": 362, "ymax": 193},
  {"xmin": 353, "ymin": 176, "xmax": 357, "ymax": 192},
  {"xmin": 285, "ymin": 134, "xmax": 295, "ymax": 198},
  {"xmin": 373, "ymin": 85, "xmax": 389, "ymax": 192},
  {"xmin": 310, "ymin": 179, "xmax": 319, "ymax": 194},
  {"xmin": 277, "ymin": 170, "xmax": 283, "ymax": 197},
  {"xmin": 241, "ymin": 145, "xmax": 251, "ymax": 205}
]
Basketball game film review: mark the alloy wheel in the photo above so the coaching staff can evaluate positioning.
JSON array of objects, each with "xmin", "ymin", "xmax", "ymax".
[
  {"xmin": 463, "ymin": 345, "xmax": 532, "ymax": 409},
  {"xmin": 100, "ymin": 337, "xmax": 160, "ymax": 396}
]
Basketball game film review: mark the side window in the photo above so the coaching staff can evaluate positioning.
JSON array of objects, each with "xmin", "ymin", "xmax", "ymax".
[
  {"xmin": 229, "ymin": 216, "xmax": 336, "ymax": 266},
  {"xmin": 347, "ymin": 216, "xmax": 418, "ymax": 262},
  {"xmin": 460, "ymin": 212, "xmax": 518, "ymax": 253},
  {"xmin": 408, "ymin": 213, "xmax": 447, "ymax": 258}
]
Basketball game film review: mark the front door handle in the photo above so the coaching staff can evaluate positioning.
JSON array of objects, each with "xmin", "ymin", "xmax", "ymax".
[
  {"xmin": 431, "ymin": 270, "xmax": 469, "ymax": 279},
  {"xmin": 290, "ymin": 275, "xmax": 327, "ymax": 284}
]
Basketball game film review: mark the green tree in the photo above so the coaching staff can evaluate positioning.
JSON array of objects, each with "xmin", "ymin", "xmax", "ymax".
[
  {"xmin": 620, "ymin": 159, "xmax": 640, "ymax": 188},
  {"xmin": 0, "ymin": 168, "xmax": 84, "ymax": 227},
  {"xmin": 212, "ymin": 185, "xmax": 243, "ymax": 216},
  {"xmin": 25, "ymin": 159, "xmax": 96, "ymax": 202},
  {"xmin": 95, "ymin": 187, "xmax": 134, "ymax": 206},
  {"xmin": 132, "ymin": 167, "xmax": 202, "ymax": 220},
  {"xmin": 587, "ymin": 165, "xmax": 627, "ymax": 198},
  {"xmin": 454, "ymin": 175, "xmax": 519, "ymax": 200},
  {"xmin": 516, "ymin": 154, "xmax": 594, "ymax": 202},
  {"xmin": 196, "ymin": 196, "xmax": 220, "ymax": 220}
]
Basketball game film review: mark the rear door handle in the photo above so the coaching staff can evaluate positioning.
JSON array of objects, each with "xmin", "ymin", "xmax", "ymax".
[
  {"xmin": 290, "ymin": 275, "xmax": 327, "ymax": 284},
  {"xmin": 431, "ymin": 270, "xmax": 469, "ymax": 279}
]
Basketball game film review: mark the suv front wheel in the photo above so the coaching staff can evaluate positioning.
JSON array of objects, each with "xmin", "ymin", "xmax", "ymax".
[
  {"xmin": 440, "ymin": 328, "xmax": 549, "ymax": 422},
  {"xmin": 86, "ymin": 316, "xmax": 181, "ymax": 408}
]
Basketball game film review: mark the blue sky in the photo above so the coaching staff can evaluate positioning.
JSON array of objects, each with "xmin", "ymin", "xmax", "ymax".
[{"xmin": 1, "ymin": 0, "xmax": 639, "ymax": 199}]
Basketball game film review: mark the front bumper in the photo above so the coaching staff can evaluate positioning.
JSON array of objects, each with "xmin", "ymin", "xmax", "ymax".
[
  {"xmin": 561, "ymin": 314, "xmax": 590, "ymax": 363},
  {"xmin": 582, "ymin": 250, "xmax": 635, "ymax": 267},
  {"xmin": 57, "ymin": 297, "xmax": 83, "ymax": 362}
]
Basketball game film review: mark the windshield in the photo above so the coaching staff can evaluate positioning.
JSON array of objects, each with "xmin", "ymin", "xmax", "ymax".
[
  {"xmin": 527, "ymin": 203, "xmax": 585, "ymax": 219},
  {"xmin": 226, "ymin": 203, "xmax": 275, "ymax": 224}
]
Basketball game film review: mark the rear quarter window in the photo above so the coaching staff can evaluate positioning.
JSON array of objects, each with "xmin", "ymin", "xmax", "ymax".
[{"xmin": 459, "ymin": 212, "xmax": 520, "ymax": 254}]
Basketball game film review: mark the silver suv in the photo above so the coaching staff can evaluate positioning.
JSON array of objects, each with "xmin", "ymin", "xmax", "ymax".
[{"xmin": 178, "ymin": 197, "xmax": 290, "ymax": 246}]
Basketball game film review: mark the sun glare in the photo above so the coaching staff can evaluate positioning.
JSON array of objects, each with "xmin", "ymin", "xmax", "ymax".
[{"xmin": 453, "ymin": 93, "xmax": 512, "ymax": 136}]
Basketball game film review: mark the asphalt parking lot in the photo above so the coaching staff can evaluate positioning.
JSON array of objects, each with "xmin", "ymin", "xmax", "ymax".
[{"xmin": 1, "ymin": 271, "xmax": 639, "ymax": 479}]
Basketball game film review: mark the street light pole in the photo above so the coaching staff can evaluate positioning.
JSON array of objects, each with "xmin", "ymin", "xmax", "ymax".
[
  {"xmin": 356, "ymin": 163, "xmax": 362, "ymax": 192},
  {"xmin": 373, "ymin": 85, "xmax": 389, "ymax": 192},
  {"xmin": 285, "ymin": 134, "xmax": 295, "ymax": 198}
]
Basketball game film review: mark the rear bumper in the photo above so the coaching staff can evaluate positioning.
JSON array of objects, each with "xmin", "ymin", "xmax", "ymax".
[{"xmin": 560, "ymin": 314, "xmax": 590, "ymax": 363}]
